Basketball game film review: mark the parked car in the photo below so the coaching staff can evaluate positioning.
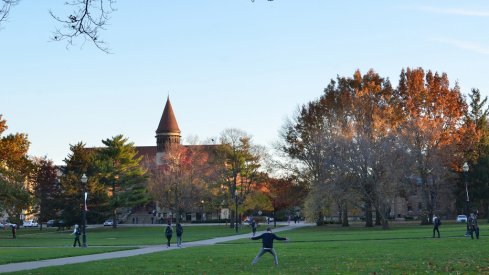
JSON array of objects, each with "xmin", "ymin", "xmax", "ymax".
[
  {"xmin": 103, "ymin": 219, "xmax": 114, "ymax": 226},
  {"xmin": 46, "ymin": 220, "xmax": 55, "ymax": 227},
  {"xmin": 456, "ymin": 215, "xmax": 467, "ymax": 223},
  {"xmin": 23, "ymin": 220, "xmax": 39, "ymax": 227}
]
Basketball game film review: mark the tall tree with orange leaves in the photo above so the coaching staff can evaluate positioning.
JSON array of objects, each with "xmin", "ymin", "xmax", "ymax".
[{"xmin": 397, "ymin": 68, "xmax": 475, "ymax": 224}]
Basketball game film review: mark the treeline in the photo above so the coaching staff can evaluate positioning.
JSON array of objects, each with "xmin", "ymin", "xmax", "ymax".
[
  {"xmin": 0, "ymin": 121, "xmax": 304, "ymax": 228},
  {"xmin": 280, "ymin": 68, "xmax": 489, "ymax": 229}
]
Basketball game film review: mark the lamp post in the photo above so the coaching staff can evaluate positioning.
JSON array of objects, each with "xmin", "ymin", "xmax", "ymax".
[
  {"xmin": 201, "ymin": 200, "xmax": 205, "ymax": 223},
  {"xmin": 463, "ymin": 162, "xmax": 470, "ymax": 217},
  {"xmin": 234, "ymin": 189, "xmax": 238, "ymax": 233},
  {"xmin": 81, "ymin": 174, "xmax": 88, "ymax": 248}
]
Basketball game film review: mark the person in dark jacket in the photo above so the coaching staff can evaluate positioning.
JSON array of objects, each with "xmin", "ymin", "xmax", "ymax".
[
  {"xmin": 251, "ymin": 220, "xmax": 257, "ymax": 237},
  {"xmin": 468, "ymin": 213, "xmax": 479, "ymax": 239},
  {"xmin": 250, "ymin": 227, "xmax": 288, "ymax": 266},
  {"xmin": 176, "ymin": 223, "xmax": 183, "ymax": 247},
  {"xmin": 11, "ymin": 224, "xmax": 16, "ymax": 239},
  {"xmin": 165, "ymin": 222, "xmax": 173, "ymax": 247},
  {"xmin": 432, "ymin": 215, "xmax": 441, "ymax": 238}
]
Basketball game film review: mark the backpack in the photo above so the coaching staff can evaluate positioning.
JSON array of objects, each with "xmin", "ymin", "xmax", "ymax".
[
  {"xmin": 165, "ymin": 225, "xmax": 173, "ymax": 235},
  {"xmin": 176, "ymin": 225, "xmax": 183, "ymax": 235},
  {"xmin": 75, "ymin": 228, "xmax": 81, "ymax": 236}
]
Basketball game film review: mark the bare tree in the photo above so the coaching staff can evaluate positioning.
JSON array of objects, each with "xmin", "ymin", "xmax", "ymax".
[
  {"xmin": 50, "ymin": 0, "xmax": 116, "ymax": 53},
  {"xmin": 147, "ymin": 144, "xmax": 211, "ymax": 223},
  {"xmin": 0, "ymin": 0, "xmax": 18, "ymax": 27},
  {"xmin": 2, "ymin": 0, "xmax": 273, "ymax": 53}
]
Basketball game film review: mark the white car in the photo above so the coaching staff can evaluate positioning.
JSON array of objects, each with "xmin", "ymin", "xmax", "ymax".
[
  {"xmin": 456, "ymin": 215, "xmax": 467, "ymax": 223},
  {"xmin": 103, "ymin": 219, "xmax": 114, "ymax": 226},
  {"xmin": 23, "ymin": 220, "xmax": 39, "ymax": 227}
]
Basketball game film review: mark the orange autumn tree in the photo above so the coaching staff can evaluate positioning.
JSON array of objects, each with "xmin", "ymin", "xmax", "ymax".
[
  {"xmin": 147, "ymin": 144, "xmax": 212, "ymax": 223},
  {"xmin": 397, "ymin": 68, "xmax": 475, "ymax": 224}
]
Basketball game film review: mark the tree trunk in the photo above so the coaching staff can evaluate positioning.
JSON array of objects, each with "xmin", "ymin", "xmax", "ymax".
[
  {"xmin": 337, "ymin": 202, "xmax": 343, "ymax": 225},
  {"xmin": 365, "ymin": 202, "xmax": 373, "ymax": 227},
  {"xmin": 342, "ymin": 203, "xmax": 349, "ymax": 227},
  {"xmin": 112, "ymin": 181, "xmax": 117, "ymax": 228},
  {"xmin": 230, "ymin": 210, "xmax": 235, "ymax": 229},
  {"xmin": 375, "ymin": 210, "xmax": 382, "ymax": 226},
  {"xmin": 381, "ymin": 217, "xmax": 390, "ymax": 229}
]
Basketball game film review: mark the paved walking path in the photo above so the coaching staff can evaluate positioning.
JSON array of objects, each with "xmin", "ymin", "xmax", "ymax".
[{"xmin": 0, "ymin": 223, "xmax": 311, "ymax": 273}]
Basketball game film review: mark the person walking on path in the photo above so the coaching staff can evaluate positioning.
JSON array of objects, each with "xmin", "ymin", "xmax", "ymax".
[
  {"xmin": 468, "ymin": 213, "xmax": 479, "ymax": 239},
  {"xmin": 251, "ymin": 220, "xmax": 257, "ymax": 237},
  {"xmin": 250, "ymin": 227, "xmax": 288, "ymax": 266},
  {"xmin": 72, "ymin": 224, "xmax": 81, "ymax": 247},
  {"xmin": 432, "ymin": 215, "xmax": 441, "ymax": 238},
  {"xmin": 165, "ymin": 222, "xmax": 173, "ymax": 247},
  {"xmin": 176, "ymin": 223, "xmax": 183, "ymax": 247}
]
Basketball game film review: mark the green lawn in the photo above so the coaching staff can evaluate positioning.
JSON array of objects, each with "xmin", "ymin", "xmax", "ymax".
[
  {"xmin": 0, "ymin": 224, "xmax": 259, "ymax": 247},
  {"xmin": 3, "ymin": 222, "xmax": 488, "ymax": 274},
  {"xmin": 0, "ymin": 247, "xmax": 131, "ymax": 265},
  {"xmin": 0, "ymin": 224, "xmax": 260, "ymax": 265}
]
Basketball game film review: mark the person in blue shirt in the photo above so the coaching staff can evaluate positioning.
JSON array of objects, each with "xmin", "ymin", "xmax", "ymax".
[{"xmin": 250, "ymin": 227, "xmax": 288, "ymax": 266}]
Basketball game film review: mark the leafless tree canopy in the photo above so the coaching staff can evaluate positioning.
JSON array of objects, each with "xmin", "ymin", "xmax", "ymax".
[
  {"xmin": 2, "ymin": 0, "xmax": 274, "ymax": 53},
  {"xmin": 0, "ymin": 0, "xmax": 18, "ymax": 27},
  {"xmin": 50, "ymin": 0, "xmax": 116, "ymax": 53}
]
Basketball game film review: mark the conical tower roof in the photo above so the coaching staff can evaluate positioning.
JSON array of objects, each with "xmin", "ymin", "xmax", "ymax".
[{"xmin": 156, "ymin": 97, "xmax": 181, "ymax": 134}]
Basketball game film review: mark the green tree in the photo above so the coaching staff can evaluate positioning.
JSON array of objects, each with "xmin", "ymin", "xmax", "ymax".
[
  {"xmin": 95, "ymin": 135, "xmax": 148, "ymax": 228},
  {"xmin": 60, "ymin": 142, "xmax": 107, "ymax": 226},
  {"xmin": 0, "ymin": 115, "xmax": 33, "ymax": 225},
  {"xmin": 32, "ymin": 157, "xmax": 61, "ymax": 230},
  {"xmin": 217, "ymin": 128, "xmax": 266, "ymax": 232},
  {"xmin": 465, "ymin": 88, "xmax": 489, "ymax": 219}
]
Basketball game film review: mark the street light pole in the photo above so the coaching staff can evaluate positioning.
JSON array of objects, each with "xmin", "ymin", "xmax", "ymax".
[
  {"xmin": 463, "ymin": 162, "xmax": 470, "ymax": 217},
  {"xmin": 81, "ymin": 174, "xmax": 88, "ymax": 248},
  {"xmin": 201, "ymin": 200, "xmax": 205, "ymax": 223},
  {"xmin": 234, "ymin": 190, "xmax": 238, "ymax": 233}
]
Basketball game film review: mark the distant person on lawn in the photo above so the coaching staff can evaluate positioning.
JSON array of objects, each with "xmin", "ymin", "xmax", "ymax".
[
  {"xmin": 250, "ymin": 227, "xmax": 288, "ymax": 266},
  {"xmin": 176, "ymin": 223, "xmax": 183, "ymax": 247},
  {"xmin": 251, "ymin": 220, "xmax": 257, "ymax": 237},
  {"xmin": 165, "ymin": 222, "xmax": 173, "ymax": 247},
  {"xmin": 72, "ymin": 224, "xmax": 81, "ymax": 247},
  {"xmin": 11, "ymin": 224, "xmax": 16, "ymax": 239},
  {"xmin": 432, "ymin": 215, "xmax": 441, "ymax": 238}
]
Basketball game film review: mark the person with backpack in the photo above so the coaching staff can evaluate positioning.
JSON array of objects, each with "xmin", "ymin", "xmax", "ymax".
[
  {"xmin": 432, "ymin": 215, "xmax": 441, "ymax": 238},
  {"xmin": 176, "ymin": 223, "xmax": 183, "ymax": 247},
  {"xmin": 165, "ymin": 222, "xmax": 173, "ymax": 247},
  {"xmin": 250, "ymin": 227, "xmax": 288, "ymax": 266},
  {"xmin": 72, "ymin": 224, "xmax": 81, "ymax": 247}
]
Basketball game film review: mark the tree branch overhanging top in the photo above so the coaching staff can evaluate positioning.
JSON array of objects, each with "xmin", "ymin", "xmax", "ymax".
[{"xmin": 50, "ymin": 0, "xmax": 116, "ymax": 53}]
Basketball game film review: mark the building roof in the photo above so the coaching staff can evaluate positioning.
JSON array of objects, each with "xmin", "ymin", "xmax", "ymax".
[{"xmin": 156, "ymin": 97, "xmax": 180, "ymax": 134}]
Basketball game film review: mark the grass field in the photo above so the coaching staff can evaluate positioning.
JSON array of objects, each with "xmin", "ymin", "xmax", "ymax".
[
  {"xmin": 0, "ymin": 223, "xmax": 261, "ymax": 265},
  {"xmin": 2, "ymin": 222, "xmax": 489, "ymax": 274}
]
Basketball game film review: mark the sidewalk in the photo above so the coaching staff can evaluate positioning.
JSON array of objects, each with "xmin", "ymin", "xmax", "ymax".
[{"xmin": 0, "ymin": 223, "xmax": 311, "ymax": 273}]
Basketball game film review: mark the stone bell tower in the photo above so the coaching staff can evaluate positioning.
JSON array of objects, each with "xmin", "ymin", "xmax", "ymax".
[{"xmin": 155, "ymin": 96, "xmax": 181, "ymax": 164}]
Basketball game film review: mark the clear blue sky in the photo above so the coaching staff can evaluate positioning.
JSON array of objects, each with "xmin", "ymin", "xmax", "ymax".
[{"xmin": 1, "ymin": 1, "xmax": 488, "ymax": 164}]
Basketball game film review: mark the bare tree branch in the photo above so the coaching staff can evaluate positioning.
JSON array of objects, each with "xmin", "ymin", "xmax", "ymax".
[
  {"xmin": 0, "ymin": 0, "xmax": 19, "ymax": 28},
  {"xmin": 50, "ymin": 0, "xmax": 116, "ymax": 53}
]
